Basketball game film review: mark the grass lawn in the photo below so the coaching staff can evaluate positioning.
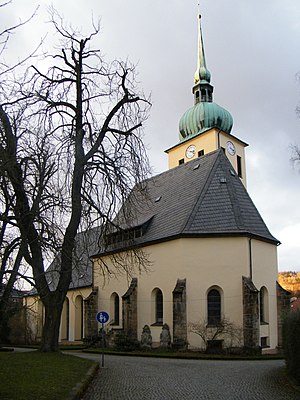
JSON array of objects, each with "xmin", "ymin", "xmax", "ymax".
[{"xmin": 0, "ymin": 351, "xmax": 96, "ymax": 400}]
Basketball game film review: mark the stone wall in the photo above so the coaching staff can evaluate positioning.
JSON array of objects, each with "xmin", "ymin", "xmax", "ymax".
[
  {"xmin": 172, "ymin": 278, "xmax": 187, "ymax": 349},
  {"xmin": 122, "ymin": 278, "xmax": 138, "ymax": 339},
  {"xmin": 84, "ymin": 288, "xmax": 99, "ymax": 340},
  {"xmin": 276, "ymin": 281, "xmax": 291, "ymax": 348},
  {"xmin": 242, "ymin": 276, "xmax": 259, "ymax": 350}
]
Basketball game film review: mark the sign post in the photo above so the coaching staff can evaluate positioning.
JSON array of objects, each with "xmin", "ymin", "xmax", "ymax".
[{"xmin": 96, "ymin": 311, "xmax": 109, "ymax": 367}]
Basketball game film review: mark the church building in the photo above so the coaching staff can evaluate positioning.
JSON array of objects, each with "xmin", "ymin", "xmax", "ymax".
[{"xmin": 25, "ymin": 13, "xmax": 289, "ymax": 352}]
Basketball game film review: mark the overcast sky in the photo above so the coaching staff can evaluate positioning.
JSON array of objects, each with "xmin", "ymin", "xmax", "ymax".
[{"xmin": 2, "ymin": 0, "xmax": 300, "ymax": 272}]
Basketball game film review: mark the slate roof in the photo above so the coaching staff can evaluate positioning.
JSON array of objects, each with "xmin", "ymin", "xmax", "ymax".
[
  {"xmin": 29, "ymin": 149, "xmax": 279, "ymax": 293},
  {"xmin": 96, "ymin": 149, "xmax": 279, "ymax": 256},
  {"xmin": 26, "ymin": 227, "xmax": 100, "ymax": 295}
]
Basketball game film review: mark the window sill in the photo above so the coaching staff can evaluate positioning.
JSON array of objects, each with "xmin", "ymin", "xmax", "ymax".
[
  {"xmin": 260, "ymin": 321, "xmax": 269, "ymax": 326},
  {"xmin": 151, "ymin": 322, "xmax": 163, "ymax": 327},
  {"xmin": 261, "ymin": 345, "xmax": 270, "ymax": 349},
  {"xmin": 206, "ymin": 323, "xmax": 222, "ymax": 328}
]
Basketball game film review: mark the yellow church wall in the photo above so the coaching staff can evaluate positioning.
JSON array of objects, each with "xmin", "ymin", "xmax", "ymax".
[
  {"xmin": 61, "ymin": 287, "xmax": 92, "ymax": 342},
  {"xmin": 166, "ymin": 128, "xmax": 247, "ymax": 187},
  {"xmin": 23, "ymin": 295, "xmax": 44, "ymax": 343},
  {"xmin": 23, "ymin": 287, "xmax": 92, "ymax": 343},
  {"xmin": 167, "ymin": 129, "xmax": 218, "ymax": 169},
  {"xmin": 93, "ymin": 236, "xmax": 277, "ymax": 350},
  {"xmin": 218, "ymin": 132, "xmax": 247, "ymax": 187},
  {"xmin": 250, "ymin": 239, "xmax": 279, "ymax": 351}
]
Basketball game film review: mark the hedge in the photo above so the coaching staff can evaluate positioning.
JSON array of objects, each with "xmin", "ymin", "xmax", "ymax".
[{"xmin": 282, "ymin": 309, "xmax": 300, "ymax": 384}]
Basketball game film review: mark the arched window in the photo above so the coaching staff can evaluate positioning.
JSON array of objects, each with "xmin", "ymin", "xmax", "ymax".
[
  {"xmin": 207, "ymin": 288, "xmax": 221, "ymax": 326},
  {"xmin": 152, "ymin": 288, "xmax": 163, "ymax": 324},
  {"xmin": 110, "ymin": 292, "xmax": 120, "ymax": 325},
  {"xmin": 259, "ymin": 286, "xmax": 269, "ymax": 324},
  {"xmin": 75, "ymin": 295, "xmax": 83, "ymax": 340}
]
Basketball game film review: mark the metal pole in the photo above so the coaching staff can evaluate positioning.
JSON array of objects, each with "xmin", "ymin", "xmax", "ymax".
[{"xmin": 101, "ymin": 322, "xmax": 104, "ymax": 367}]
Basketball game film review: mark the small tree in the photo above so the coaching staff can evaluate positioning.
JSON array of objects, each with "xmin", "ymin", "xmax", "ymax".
[{"xmin": 189, "ymin": 318, "xmax": 243, "ymax": 353}]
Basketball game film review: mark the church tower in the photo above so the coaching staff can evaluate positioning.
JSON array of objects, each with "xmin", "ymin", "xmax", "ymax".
[{"xmin": 165, "ymin": 13, "xmax": 248, "ymax": 187}]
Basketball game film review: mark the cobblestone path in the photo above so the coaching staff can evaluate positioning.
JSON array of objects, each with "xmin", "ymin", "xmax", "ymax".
[{"xmin": 78, "ymin": 354, "xmax": 299, "ymax": 400}]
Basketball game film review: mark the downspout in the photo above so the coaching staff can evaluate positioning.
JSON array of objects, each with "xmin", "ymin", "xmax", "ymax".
[
  {"xmin": 249, "ymin": 238, "xmax": 253, "ymax": 280},
  {"xmin": 217, "ymin": 129, "xmax": 221, "ymax": 149}
]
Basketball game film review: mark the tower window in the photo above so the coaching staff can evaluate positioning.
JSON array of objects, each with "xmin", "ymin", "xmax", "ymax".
[
  {"xmin": 237, "ymin": 155, "xmax": 242, "ymax": 178},
  {"xmin": 179, "ymin": 158, "xmax": 184, "ymax": 165},
  {"xmin": 195, "ymin": 90, "xmax": 200, "ymax": 103},
  {"xmin": 198, "ymin": 149, "xmax": 204, "ymax": 157}
]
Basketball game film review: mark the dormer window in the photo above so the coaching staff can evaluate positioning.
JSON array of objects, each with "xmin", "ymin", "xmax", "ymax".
[{"xmin": 104, "ymin": 217, "xmax": 153, "ymax": 247}]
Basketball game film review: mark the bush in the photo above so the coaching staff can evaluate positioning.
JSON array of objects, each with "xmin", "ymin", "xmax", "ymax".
[
  {"xmin": 114, "ymin": 331, "xmax": 140, "ymax": 352},
  {"xmin": 282, "ymin": 310, "xmax": 300, "ymax": 384}
]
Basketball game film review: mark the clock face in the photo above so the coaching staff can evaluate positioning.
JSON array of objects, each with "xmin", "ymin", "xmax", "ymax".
[
  {"xmin": 186, "ymin": 144, "xmax": 196, "ymax": 159},
  {"xmin": 226, "ymin": 141, "xmax": 236, "ymax": 156}
]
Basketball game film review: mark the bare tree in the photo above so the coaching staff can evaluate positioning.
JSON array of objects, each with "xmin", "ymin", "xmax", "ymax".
[
  {"xmin": 0, "ymin": 10, "xmax": 151, "ymax": 351},
  {"xmin": 291, "ymin": 144, "xmax": 300, "ymax": 171},
  {"xmin": 0, "ymin": 0, "xmax": 40, "ymax": 343},
  {"xmin": 189, "ymin": 318, "xmax": 243, "ymax": 352}
]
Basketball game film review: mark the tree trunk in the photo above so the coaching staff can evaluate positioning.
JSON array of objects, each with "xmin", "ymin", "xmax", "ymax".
[{"xmin": 39, "ymin": 297, "xmax": 64, "ymax": 352}]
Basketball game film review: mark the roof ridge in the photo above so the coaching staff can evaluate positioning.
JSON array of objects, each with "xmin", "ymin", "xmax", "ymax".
[
  {"xmin": 221, "ymin": 155, "xmax": 245, "ymax": 230},
  {"xmin": 181, "ymin": 150, "xmax": 221, "ymax": 233}
]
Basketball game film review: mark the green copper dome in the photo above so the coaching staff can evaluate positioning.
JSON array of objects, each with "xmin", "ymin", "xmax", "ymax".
[{"xmin": 179, "ymin": 101, "xmax": 233, "ymax": 141}]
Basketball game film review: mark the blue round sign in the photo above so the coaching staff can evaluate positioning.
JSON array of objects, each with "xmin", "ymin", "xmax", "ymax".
[{"xmin": 96, "ymin": 311, "xmax": 109, "ymax": 324}]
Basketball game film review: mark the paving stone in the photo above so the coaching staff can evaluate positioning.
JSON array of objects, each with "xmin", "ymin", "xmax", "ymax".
[{"xmin": 78, "ymin": 354, "xmax": 300, "ymax": 400}]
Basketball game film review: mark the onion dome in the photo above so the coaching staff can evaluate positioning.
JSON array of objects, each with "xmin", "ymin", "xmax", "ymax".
[
  {"xmin": 179, "ymin": 102, "xmax": 233, "ymax": 140},
  {"xmin": 179, "ymin": 14, "xmax": 233, "ymax": 141}
]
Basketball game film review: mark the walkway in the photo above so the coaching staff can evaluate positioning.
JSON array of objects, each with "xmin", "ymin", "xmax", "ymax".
[{"xmin": 76, "ymin": 353, "xmax": 300, "ymax": 400}]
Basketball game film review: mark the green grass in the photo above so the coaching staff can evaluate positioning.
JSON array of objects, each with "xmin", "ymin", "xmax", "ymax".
[{"xmin": 0, "ymin": 351, "xmax": 96, "ymax": 400}]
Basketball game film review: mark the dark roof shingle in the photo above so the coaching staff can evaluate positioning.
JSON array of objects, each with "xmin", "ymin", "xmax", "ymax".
[{"xmin": 97, "ymin": 149, "xmax": 279, "ymax": 256}]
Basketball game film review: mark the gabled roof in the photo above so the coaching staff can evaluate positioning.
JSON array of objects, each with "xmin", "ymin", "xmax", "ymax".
[{"xmin": 96, "ymin": 149, "xmax": 279, "ymax": 256}]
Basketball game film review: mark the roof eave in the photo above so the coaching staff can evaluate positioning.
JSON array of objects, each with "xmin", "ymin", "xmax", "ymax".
[
  {"xmin": 91, "ymin": 231, "xmax": 280, "ymax": 258},
  {"xmin": 165, "ymin": 128, "xmax": 249, "ymax": 154}
]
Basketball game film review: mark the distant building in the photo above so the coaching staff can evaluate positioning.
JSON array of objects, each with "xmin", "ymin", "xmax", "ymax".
[
  {"xmin": 0, "ymin": 284, "xmax": 27, "ymax": 344},
  {"xmin": 25, "ymin": 12, "xmax": 290, "ymax": 352}
]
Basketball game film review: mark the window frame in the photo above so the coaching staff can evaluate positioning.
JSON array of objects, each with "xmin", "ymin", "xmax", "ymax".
[
  {"xmin": 151, "ymin": 288, "xmax": 163, "ymax": 326},
  {"xmin": 207, "ymin": 287, "xmax": 222, "ymax": 326}
]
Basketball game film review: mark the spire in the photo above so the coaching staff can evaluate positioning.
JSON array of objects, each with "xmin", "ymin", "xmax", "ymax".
[
  {"xmin": 192, "ymin": 11, "xmax": 213, "ymax": 104},
  {"xmin": 194, "ymin": 14, "xmax": 211, "ymax": 85},
  {"xmin": 178, "ymin": 6, "xmax": 233, "ymax": 141}
]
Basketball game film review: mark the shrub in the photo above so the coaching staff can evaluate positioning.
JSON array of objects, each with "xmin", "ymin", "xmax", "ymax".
[
  {"xmin": 282, "ymin": 309, "xmax": 300, "ymax": 384},
  {"xmin": 113, "ymin": 331, "xmax": 140, "ymax": 352}
]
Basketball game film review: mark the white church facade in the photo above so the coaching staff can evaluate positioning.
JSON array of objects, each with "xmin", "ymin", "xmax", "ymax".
[{"xmin": 25, "ymin": 13, "xmax": 289, "ymax": 353}]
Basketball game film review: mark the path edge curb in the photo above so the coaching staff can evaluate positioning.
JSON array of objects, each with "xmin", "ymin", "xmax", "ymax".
[{"xmin": 67, "ymin": 362, "xmax": 99, "ymax": 400}]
